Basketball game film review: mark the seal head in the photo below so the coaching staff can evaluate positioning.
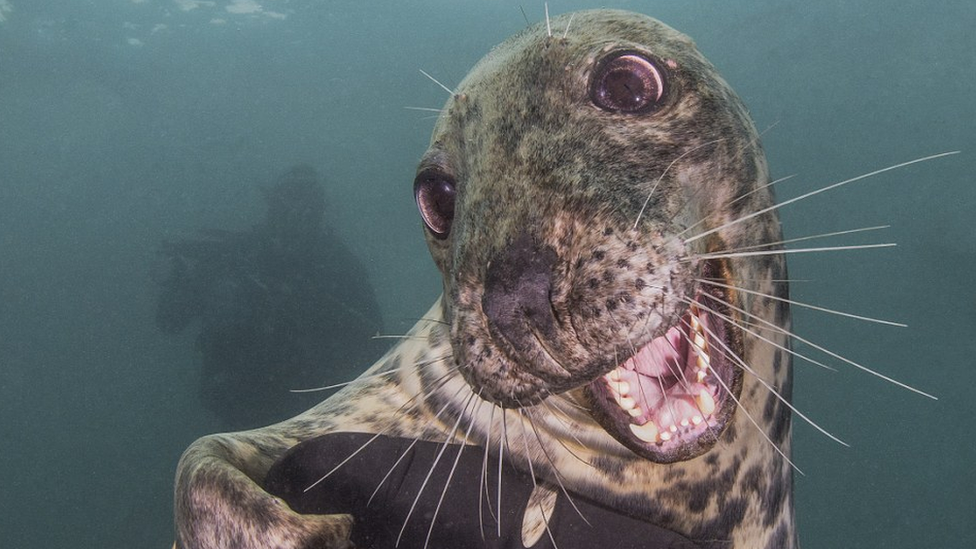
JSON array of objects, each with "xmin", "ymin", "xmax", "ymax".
[{"xmin": 415, "ymin": 10, "xmax": 779, "ymax": 464}]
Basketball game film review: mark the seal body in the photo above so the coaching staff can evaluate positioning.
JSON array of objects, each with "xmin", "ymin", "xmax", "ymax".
[{"xmin": 174, "ymin": 10, "xmax": 795, "ymax": 549}]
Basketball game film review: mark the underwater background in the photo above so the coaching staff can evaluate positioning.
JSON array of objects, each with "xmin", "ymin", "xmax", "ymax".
[{"xmin": 0, "ymin": 0, "xmax": 972, "ymax": 547}]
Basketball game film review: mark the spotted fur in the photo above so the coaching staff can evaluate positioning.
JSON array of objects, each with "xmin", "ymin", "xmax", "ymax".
[{"xmin": 174, "ymin": 10, "xmax": 795, "ymax": 549}]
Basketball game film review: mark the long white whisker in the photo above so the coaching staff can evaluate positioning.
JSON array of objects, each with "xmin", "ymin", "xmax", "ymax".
[
  {"xmin": 516, "ymin": 410, "xmax": 561, "ymax": 549},
  {"xmin": 696, "ymin": 278, "xmax": 907, "ymax": 328},
  {"xmin": 291, "ymin": 353, "xmax": 452, "ymax": 393},
  {"xmin": 544, "ymin": 2, "xmax": 551, "ymax": 37},
  {"xmin": 524, "ymin": 407, "xmax": 591, "ymax": 525},
  {"xmin": 423, "ymin": 395, "xmax": 482, "ymax": 549},
  {"xmin": 562, "ymin": 12, "xmax": 575, "ymax": 38},
  {"xmin": 695, "ymin": 284, "xmax": 937, "ymax": 399},
  {"xmin": 304, "ymin": 366, "xmax": 457, "ymax": 493},
  {"xmin": 479, "ymin": 404, "xmax": 497, "ymax": 540},
  {"xmin": 689, "ymin": 295, "xmax": 836, "ymax": 372},
  {"xmin": 725, "ymin": 225, "xmax": 892, "ymax": 253},
  {"xmin": 419, "ymin": 69, "xmax": 454, "ymax": 96},
  {"xmin": 364, "ymin": 376, "xmax": 466, "ymax": 504},
  {"xmin": 707, "ymin": 352, "xmax": 803, "ymax": 474},
  {"xmin": 685, "ymin": 243, "xmax": 896, "ymax": 262},
  {"xmin": 497, "ymin": 411, "xmax": 507, "ymax": 538},
  {"xmin": 396, "ymin": 391, "xmax": 474, "ymax": 547},
  {"xmin": 404, "ymin": 106, "xmax": 444, "ymax": 113},
  {"xmin": 539, "ymin": 398, "xmax": 592, "ymax": 460},
  {"xmin": 684, "ymin": 151, "xmax": 961, "ymax": 245},
  {"xmin": 680, "ymin": 298, "xmax": 848, "ymax": 446},
  {"xmin": 634, "ymin": 138, "xmax": 724, "ymax": 229},
  {"xmin": 675, "ymin": 175, "xmax": 796, "ymax": 239}
]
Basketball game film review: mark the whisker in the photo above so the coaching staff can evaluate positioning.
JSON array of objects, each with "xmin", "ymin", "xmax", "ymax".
[
  {"xmin": 680, "ymin": 298, "xmax": 848, "ymax": 446},
  {"xmin": 693, "ymin": 295, "xmax": 836, "ymax": 372},
  {"xmin": 363, "ymin": 371, "xmax": 465, "ymax": 503},
  {"xmin": 524, "ymin": 407, "xmax": 591, "ymax": 525},
  {"xmin": 722, "ymin": 225, "xmax": 892, "ymax": 254},
  {"xmin": 419, "ymin": 68, "xmax": 455, "ymax": 96},
  {"xmin": 685, "ymin": 242, "xmax": 896, "ymax": 262},
  {"xmin": 562, "ymin": 12, "xmax": 575, "ymax": 38},
  {"xmin": 396, "ymin": 391, "xmax": 476, "ymax": 547},
  {"xmin": 403, "ymin": 106, "xmax": 443, "ymax": 113},
  {"xmin": 634, "ymin": 138, "xmax": 724, "ymax": 229},
  {"xmin": 695, "ymin": 286, "xmax": 937, "ymax": 399},
  {"xmin": 544, "ymin": 3, "xmax": 551, "ymax": 37},
  {"xmin": 696, "ymin": 277, "xmax": 906, "ymax": 327},
  {"xmin": 372, "ymin": 334, "xmax": 432, "ymax": 341},
  {"xmin": 293, "ymin": 348, "xmax": 452, "ymax": 393},
  {"xmin": 707, "ymin": 351, "xmax": 803, "ymax": 474},
  {"xmin": 479, "ymin": 404, "xmax": 497, "ymax": 540},
  {"xmin": 423, "ymin": 395, "xmax": 483, "ymax": 549},
  {"xmin": 516, "ymin": 410, "xmax": 561, "ymax": 549},
  {"xmin": 675, "ymin": 173, "xmax": 798, "ymax": 239},
  {"xmin": 684, "ymin": 151, "xmax": 961, "ymax": 245},
  {"xmin": 539, "ymin": 398, "xmax": 590, "ymax": 455},
  {"xmin": 497, "ymin": 411, "xmax": 507, "ymax": 538},
  {"xmin": 519, "ymin": 5, "xmax": 530, "ymax": 27},
  {"xmin": 288, "ymin": 368, "xmax": 401, "ymax": 393}
]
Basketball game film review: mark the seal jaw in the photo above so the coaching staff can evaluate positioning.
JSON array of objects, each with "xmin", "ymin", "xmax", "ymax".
[{"xmin": 582, "ymin": 260, "xmax": 744, "ymax": 462}]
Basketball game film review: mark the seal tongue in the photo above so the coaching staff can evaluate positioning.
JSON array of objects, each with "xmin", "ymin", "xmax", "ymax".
[{"xmin": 585, "ymin": 297, "xmax": 731, "ymax": 460}]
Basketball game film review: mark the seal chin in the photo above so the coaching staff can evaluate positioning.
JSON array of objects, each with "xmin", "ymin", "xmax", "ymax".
[{"xmin": 584, "ymin": 260, "xmax": 743, "ymax": 463}]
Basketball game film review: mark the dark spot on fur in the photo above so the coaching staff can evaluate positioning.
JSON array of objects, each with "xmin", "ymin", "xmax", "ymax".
[
  {"xmin": 627, "ymin": 241, "xmax": 639, "ymax": 252},
  {"xmin": 663, "ymin": 467, "xmax": 686, "ymax": 482},
  {"xmin": 616, "ymin": 258, "xmax": 629, "ymax": 269},
  {"xmin": 692, "ymin": 495, "xmax": 747, "ymax": 544},
  {"xmin": 602, "ymin": 270, "xmax": 614, "ymax": 283},
  {"xmin": 589, "ymin": 455, "xmax": 627, "ymax": 483},
  {"xmin": 635, "ymin": 278, "xmax": 646, "ymax": 290},
  {"xmin": 765, "ymin": 521, "xmax": 792, "ymax": 549},
  {"xmin": 603, "ymin": 226, "xmax": 614, "ymax": 236},
  {"xmin": 588, "ymin": 277, "xmax": 600, "ymax": 289},
  {"xmin": 763, "ymin": 470, "xmax": 788, "ymax": 527},
  {"xmin": 593, "ymin": 250, "xmax": 606, "ymax": 261}
]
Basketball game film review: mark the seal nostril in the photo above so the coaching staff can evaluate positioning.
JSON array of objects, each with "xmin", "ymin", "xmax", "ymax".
[{"xmin": 482, "ymin": 233, "xmax": 559, "ymax": 355}]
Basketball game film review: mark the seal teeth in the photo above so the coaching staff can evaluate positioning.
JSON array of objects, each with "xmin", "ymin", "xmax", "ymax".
[
  {"xmin": 629, "ymin": 420, "xmax": 659, "ymax": 442},
  {"xmin": 696, "ymin": 389, "xmax": 716, "ymax": 416},
  {"xmin": 691, "ymin": 310, "xmax": 711, "ymax": 382},
  {"xmin": 608, "ymin": 380, "xmax": 630, "ymax": 397}
]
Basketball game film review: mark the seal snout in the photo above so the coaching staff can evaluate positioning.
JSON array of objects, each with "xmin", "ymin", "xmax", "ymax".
[{"xmin": 482, "ymin": 233, "xmax": 565, "ymax": 380}]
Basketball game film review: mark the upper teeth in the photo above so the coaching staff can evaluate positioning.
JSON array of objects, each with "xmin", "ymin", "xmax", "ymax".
[{"xmin": 606, "ymin": 308, "xmax": 720, "ymax": 445}]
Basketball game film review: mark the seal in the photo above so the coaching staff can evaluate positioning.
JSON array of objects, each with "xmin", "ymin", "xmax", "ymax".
[{"xmin": 174, "ymin": 10, "xmax": 796, "ymax": 549}]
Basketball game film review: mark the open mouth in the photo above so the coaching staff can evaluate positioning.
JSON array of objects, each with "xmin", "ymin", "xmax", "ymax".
[{"xmin": 584, "ymin": 260, "xmax": 743, "ymax": 462}]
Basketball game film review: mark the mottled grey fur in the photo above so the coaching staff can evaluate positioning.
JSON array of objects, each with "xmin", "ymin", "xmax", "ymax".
[{"xmin": 174, "ymin": 10, "xmax": 795, "ymax": 549}]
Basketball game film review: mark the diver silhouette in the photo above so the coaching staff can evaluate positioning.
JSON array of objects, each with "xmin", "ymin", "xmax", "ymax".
[{"xmin": 155, "ymin": 165, "xmax": 386, "ymax": 430}]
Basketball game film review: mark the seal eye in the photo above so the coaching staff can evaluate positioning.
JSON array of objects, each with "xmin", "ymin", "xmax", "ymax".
[
  {"xmin": 590, "ymin": 52, "xmax": 666, "ymax": 114},
  {"xmin": 414, "ymin": 170, "xmax": 456, "ymax": 239}
]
